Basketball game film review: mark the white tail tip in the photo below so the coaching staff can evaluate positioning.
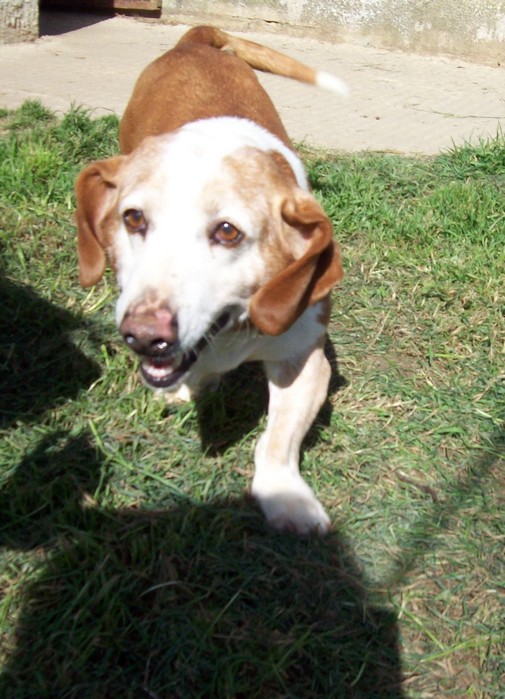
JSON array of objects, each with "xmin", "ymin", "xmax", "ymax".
[{"xmin": 316, "ymin": 70, "xmax": 349, "ymax": 97}]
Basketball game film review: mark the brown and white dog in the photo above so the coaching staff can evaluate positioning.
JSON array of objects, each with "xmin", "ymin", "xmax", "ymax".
[{"xmin": 75, "ymin": 26, "xmax": 346, "ymax": 534}]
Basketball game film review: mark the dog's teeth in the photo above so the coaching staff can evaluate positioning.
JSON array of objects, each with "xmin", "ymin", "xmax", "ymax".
[
  {"xmin": 143, "ymin": 361, "xmax": 174, "ymax": 378},
  {"xmin": 152, "ymin": 366, "xmax": 171, "ymax": 378}
]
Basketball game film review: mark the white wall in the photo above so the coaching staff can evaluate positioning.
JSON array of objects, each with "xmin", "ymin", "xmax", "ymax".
[
  {"xmin": 162, "ymin": 0, "xmax": 505, "ymax": 64},
  {"xmin": 0, "ymin": 0, "xmax": 38, "ymax": 43}
]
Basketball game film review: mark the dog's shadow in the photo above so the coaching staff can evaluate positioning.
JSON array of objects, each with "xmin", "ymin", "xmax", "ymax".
[
  {"xmin": 196, "ymin": 338, "xmax": 347, "ymax": 455},
  {"xmin": 0, "ymin": 274, "xmax": 100, "ymax": 428},
  {"xmin": 0, "ymin": 430, "xmax": 406, "ymax": 698}
]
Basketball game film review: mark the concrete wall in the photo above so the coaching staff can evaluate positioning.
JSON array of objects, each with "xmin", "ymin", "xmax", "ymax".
[
  {"xmin": 0, "ymin": 0, "xmax": 38, "ymax": 43},
  {"xmin": 162, "ymin": 0, "xmax": 505, "ymax": 64}
]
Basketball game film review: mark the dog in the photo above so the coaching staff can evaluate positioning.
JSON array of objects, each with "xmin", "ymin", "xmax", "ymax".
[{"xmin": 75, "ymin": 26, "xmax": 346, "ymax": 535}]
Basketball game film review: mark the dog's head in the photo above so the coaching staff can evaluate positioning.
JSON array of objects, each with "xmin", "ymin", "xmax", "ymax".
[{"xmin": 75, "ymin": 118, "xmax": 343, "ymax": 389}]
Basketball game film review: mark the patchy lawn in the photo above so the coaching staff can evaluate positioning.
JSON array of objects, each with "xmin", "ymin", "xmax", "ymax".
[{"xmin": 1, "ymin": 102, "xmax": 504, "ymax": 698}]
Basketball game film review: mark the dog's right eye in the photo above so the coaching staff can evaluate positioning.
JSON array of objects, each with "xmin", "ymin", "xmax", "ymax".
[{"xmin": 123, "ymin": 209, "xmax": 148, "ymax": 236}]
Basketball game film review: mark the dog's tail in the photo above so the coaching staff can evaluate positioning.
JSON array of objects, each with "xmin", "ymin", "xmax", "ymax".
[{"xmin": 176, "ymin": 26, "xmax": 349, "ymax": 97}]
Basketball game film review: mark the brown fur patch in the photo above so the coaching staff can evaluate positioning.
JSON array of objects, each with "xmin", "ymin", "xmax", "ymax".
[
  {"xmin": 119, "ymin": 44, "xmax": 291, "ymax": 154},
  {"xmin": 220, "ymin": 148, "xmax": 302, "ymax": 278}
]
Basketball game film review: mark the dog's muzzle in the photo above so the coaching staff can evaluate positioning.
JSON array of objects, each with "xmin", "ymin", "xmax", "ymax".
[{"xmin": 120, "ymin": 311, "xmax": 231, "ymax": 390}]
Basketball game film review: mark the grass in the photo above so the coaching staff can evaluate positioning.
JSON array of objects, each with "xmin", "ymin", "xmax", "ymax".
[{"xmin": 0, "ymin": 100, "xmax": 504, "ymax": 698}]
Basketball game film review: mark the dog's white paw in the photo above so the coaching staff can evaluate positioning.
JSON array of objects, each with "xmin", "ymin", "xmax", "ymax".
[
  {"xmin": 158, "ymin": 383, "xmax": 193, "ymax": 404},
  {"xmin": 251, "ymin": 472, "xmax": 330, "ymax": 536}
]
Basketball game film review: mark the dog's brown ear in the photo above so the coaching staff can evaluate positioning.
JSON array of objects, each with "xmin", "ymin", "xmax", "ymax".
[
  {"xmin": 250, "ymin": 194, "xmax": 343, "ymax": 335},
  {"xmin": 75, "ymin": 157, "xmax": 124, "ymax": 287}
]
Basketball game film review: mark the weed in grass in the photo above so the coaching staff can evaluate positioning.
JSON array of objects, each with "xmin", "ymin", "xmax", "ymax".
[
  {"xmin": 6, "ymin": 100, "xmax": 55, "ymax": 131},
  {"xmin": 1, "ymin": 103, "xmax": 504, "ymax": 697}
]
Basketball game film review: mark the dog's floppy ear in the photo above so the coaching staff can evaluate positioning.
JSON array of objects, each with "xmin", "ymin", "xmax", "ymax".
[
  {"xmin": 75, "ymin": 157, "xmax": 124, "ymax": 287},
  {"xmin": 250, "ymin": 193, "xmax": 343, "ymax": 335}
]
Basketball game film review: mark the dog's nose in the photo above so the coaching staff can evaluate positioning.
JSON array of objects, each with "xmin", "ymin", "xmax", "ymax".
[{"xmin": 119, "ymin": 308, "xmax": 177, "ymax": 357}]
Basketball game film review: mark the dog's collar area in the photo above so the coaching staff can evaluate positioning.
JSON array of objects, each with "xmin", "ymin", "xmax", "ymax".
[{"xmin": 139, "ymin": 311, "xmax": 231, "ymax": 389}]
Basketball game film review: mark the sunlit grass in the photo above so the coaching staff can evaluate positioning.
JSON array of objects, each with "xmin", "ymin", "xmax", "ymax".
[{"xmin": 0, "ymin": 103, "xmax": 503, "ymax": 698}]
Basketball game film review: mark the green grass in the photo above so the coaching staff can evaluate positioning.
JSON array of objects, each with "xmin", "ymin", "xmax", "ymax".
[{"xmin": 0, "ymin": 101, "xmax": 504, "ymax": 698}]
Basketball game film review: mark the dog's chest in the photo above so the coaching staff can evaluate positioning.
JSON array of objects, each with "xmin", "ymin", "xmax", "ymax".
[{"xmin": 184, "ymin": 302, "xmax": 326, "ymax": 389}]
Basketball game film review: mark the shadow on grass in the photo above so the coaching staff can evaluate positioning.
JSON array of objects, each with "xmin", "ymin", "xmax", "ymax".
[
  {"xmin": 0, "ymin": 275, "xmax": 100, "ymax": 428},
  {"xmin": 196, "ymin": 338, "xmax": 347, "ymax": 455},
  {"xmin": 0, "ymin": 431, "xmax": 406, "ymax": 699}
]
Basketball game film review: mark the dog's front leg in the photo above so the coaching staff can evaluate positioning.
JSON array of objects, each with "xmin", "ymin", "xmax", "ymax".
[{"xmin": 252, "ymin": 343, "xmax": 331, "ymax": 535}]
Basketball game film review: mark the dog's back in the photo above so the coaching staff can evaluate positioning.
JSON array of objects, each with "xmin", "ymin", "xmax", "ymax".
[{"xmin": 119, "ymin": 26, "xmax": 347, "ymax": 154}]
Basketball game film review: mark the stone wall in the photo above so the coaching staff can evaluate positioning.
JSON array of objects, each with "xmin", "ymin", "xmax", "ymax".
[
  {"xmin": 162, "ymin": 0, "xmax": 505, "ymax": 64},
  {"xmin": 0, "ymin": 0, "xmax": 39, "ymax": 43},
  {"xmin": 2, "ymin": 0, "xmax": 503, "ymax": 63}
]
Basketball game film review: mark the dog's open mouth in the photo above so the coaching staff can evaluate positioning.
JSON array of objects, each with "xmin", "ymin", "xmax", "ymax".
[{"xmin": 140, "ymin": 312, "xmax": 230, "ymax": 389}]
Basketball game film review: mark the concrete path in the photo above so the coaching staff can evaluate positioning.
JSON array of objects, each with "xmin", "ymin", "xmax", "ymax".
[{"xmin": 1, "ymin": 12, "xmax": 504, "ymax": 155}]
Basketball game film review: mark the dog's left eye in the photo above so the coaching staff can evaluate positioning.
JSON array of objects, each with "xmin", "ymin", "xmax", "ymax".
[
  {"xmin": 211, "ymin": 221, "xmax": 244, "ymax": 246},
  {"xmin": 123, "ymin": 209, "xmax": 148, "ymax": 236}
]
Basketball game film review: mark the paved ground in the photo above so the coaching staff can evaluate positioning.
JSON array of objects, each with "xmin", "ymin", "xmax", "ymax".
[{"xmin": 1, "ymin": 11, "xmax": 504, "ymax": 155}]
